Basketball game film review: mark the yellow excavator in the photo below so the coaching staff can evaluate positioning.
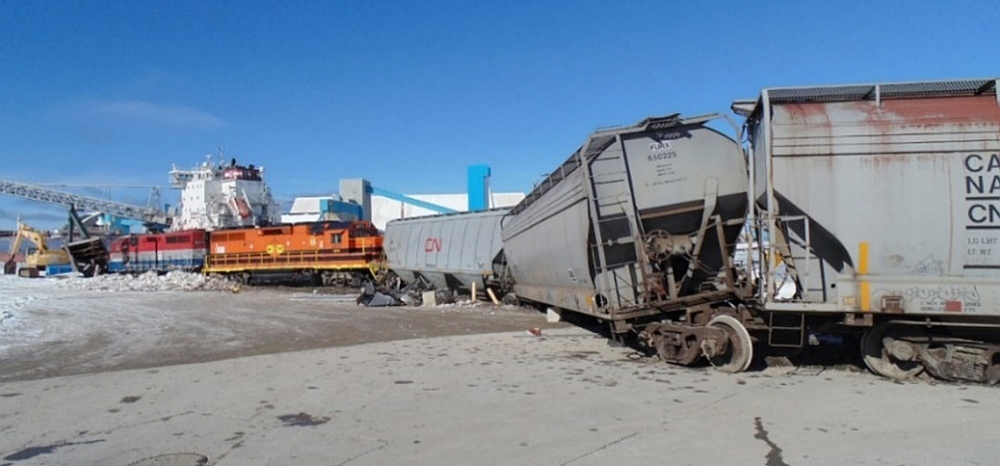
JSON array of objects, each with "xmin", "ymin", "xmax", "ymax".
[{"xmin": 3, "ymin": 222, "xmax": 72, "ymax": 277}]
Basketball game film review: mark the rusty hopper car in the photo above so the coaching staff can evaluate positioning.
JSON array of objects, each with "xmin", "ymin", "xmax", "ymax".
[
  {"xmin": 204, "ymin": 220, "xmax": 383, "ymax": 285},
  {"xmin": 384, "ymin": 208, "xmax": 510, "ymax": 293},
  {"xmin": 738, "ymin": 78, "xmax": 1000, "ymax": 383},
  {"xmin": 501, "ymin": 114, "xmax": 752, "ymax": 371}
]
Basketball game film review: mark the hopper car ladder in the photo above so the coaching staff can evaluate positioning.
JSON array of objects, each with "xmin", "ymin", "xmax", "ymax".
[
  {"xmin": 579, "ymin": 133, "xmax": 649, "ymax": 314},
  {"xmin": 757, "ymin": 215, "xmax": 828, "ymax": 348}
]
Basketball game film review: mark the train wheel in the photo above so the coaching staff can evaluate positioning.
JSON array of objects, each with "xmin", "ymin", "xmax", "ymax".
[
  {"xmin": 230, "ymin": 272, "xmax": 252, "ymax": 286},
  {"xmin": 706, "ymin": 315, "xmax": 753, "ymax": 373},
  {"xmin": 861, "ymin": 322, "xmax": 924, "ymax": 380}
]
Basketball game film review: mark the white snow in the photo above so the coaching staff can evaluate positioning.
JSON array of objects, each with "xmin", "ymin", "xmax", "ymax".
[
  {"xmin": 53, "ymin": 270, "xmax": 235, "ymax": 292},
  {"xmin": 0, "ymin": 272, "xmax": 233, "ymax": 357}
]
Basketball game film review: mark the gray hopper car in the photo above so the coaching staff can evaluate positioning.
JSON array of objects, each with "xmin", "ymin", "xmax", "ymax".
[
  {"xmin": 739, "ymin": 78, "xmax": 1000, "ymax": 383},
  {"xmin": 501, "ymin": 113, "xmax": 754, "ymax": 371},
  {"xmin": 383, "ymin": 208, "xmax": 510, "ymax": 294}
]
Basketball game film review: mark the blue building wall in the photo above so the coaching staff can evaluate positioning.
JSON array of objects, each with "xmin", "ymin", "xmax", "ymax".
[{"xmin": 467, "ymin": 165, "xmax": 491, "ymax": 211}]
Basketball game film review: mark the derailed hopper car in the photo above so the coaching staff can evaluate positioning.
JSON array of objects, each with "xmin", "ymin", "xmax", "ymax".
[
  {"xmin": 501, "ymin": 113, "xmax": 754, "ymax": 371},
  {"xmin": 384, "ymin": 208, "xmax": 511, "ymax": 295},
  {"xmin": 739, "ymin": 78, "xmax": 1000, "ymax": 383}
]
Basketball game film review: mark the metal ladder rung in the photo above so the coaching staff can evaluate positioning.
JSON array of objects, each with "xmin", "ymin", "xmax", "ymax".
[
  {"xmin": 596, "ymin": 241, "xmax": 636, "ymax": 249},
  {"xmin": 590, "ymin": 171, "xmax": 628, "ymax": 179},
  {"xmin": 596, "ymin": 201, "xmax": 627, "ymax": 210},
  {"xmin": 592, "ymin": 179, "xmax": 627, "ymax": 187},
  {"xmin": 594, "ymin": 196, "xmax": 629, "ymax": 205},
  {"xmin": 767, "ymin": 312, "xmax": 805, "ymax": 348}
]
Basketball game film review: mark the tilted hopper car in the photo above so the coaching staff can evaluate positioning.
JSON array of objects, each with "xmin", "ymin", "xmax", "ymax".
[
  {"xmin": 385, "ymin": 78, "xmax": 1000, "ymax": 383},
  {"xmin": 501, "ymin": 113, "xmax": 754, "ymax": 371}
]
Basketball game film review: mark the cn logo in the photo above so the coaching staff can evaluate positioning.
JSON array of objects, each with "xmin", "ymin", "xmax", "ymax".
[{"xmin": 424, "ymin": 237, "xmax": 442, "ymax": 252}]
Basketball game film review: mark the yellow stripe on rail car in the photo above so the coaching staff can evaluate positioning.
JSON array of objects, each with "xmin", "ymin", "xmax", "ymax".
[{"xmin": 859, "ymin": 242, "xmax": 870, "ymax": 312}]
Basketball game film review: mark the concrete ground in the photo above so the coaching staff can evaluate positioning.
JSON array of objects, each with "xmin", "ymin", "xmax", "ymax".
[
  {"xmin": 0, "ymin": 276, "xmax": 557, "ymax": 382},
  {"xmin": 1, "ymin": 276, "xmax": 999, "ymax": 465}
]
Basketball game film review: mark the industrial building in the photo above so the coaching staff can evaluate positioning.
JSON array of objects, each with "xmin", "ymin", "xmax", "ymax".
[{"xmin": 280, "ymin": 166, "xmax": 525, "ymax": 229}]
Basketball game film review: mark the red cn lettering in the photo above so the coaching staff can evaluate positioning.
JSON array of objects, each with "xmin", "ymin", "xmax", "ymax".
[{"xmin": 424, "ymin": 237, "xmax": 442, "ymax": 252}]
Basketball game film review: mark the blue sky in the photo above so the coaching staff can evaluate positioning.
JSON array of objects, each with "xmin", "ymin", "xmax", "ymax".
[{"xmin": 2, "ymin": 0, "xmax": 999, "ymax": 229}]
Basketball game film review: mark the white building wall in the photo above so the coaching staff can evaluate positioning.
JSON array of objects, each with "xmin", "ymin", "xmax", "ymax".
[
  {"xmin": 280, "ymin": 195, "xmax": 360, "ymax": 224},
  {"xmin": 370, "ymin": 192, "xmax": 525, "ymax": 230}
]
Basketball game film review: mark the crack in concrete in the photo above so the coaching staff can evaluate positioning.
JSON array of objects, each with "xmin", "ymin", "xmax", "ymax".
[
  {"xmin": 3, "ymin": 438, "xmax": 105, "ymax": 461},
  {"xmin": 557, "ymin": 431, "xmax": 640, "ymax": 466},
  {"xmin": 753, "ymin": 417, "xmax": 790, "ymax": 466},
  {"xmin": 333, "ymin": 439, "xmax": 388, "ymax": 466}
]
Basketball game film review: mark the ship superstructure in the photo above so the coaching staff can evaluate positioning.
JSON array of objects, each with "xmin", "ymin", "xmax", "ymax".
[{"xmin": 169, "ymin": 156, "xmax": 280, "ymax": 231}]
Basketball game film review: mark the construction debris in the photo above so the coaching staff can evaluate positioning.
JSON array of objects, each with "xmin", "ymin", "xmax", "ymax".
[{"xmin": 356, "ymin": 281, "xmax": 404, "ymax": 307}]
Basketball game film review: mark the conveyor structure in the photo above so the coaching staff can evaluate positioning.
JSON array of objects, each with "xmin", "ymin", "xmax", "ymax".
[{"xmin": 0, "ymin": 179, "xmax": 171, "ymax": 227}]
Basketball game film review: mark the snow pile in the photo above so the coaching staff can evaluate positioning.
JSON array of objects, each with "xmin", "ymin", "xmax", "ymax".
[
  {"xmin": 56, "ymin": 271, "xmax": 235, "ymax": 292},
  {"xmin": 0, "ymin": 277, "xmax": 50, "ymax": 354}
]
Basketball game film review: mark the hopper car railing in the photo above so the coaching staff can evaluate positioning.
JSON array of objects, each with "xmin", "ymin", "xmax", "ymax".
[{"xmin": 753, "ymin": 215, "xmax": 827, "ymax": 305}]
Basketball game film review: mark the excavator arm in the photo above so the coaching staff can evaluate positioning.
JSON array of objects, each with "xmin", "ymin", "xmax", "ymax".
[
  {"xmin": 3, "ymin": 229, "xmax": 24, "ymax": 274},
  {"xmin": 18, "ymin": 223, "xmax": 49, "ymax": 252}
]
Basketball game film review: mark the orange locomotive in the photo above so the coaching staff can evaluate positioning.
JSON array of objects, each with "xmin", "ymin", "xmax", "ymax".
[{"xmin": 204, "ymin": 220, "xmax": 383, "ymax": 285}]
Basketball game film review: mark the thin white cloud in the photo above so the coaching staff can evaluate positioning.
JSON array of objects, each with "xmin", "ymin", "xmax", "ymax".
[
  {"xmin": 95, "ymin": 100, "xmax": 226, "ymax": 128},
  {"xmin": 66, "ymin": 99, "xmax": 227, "ymax": 130}
]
